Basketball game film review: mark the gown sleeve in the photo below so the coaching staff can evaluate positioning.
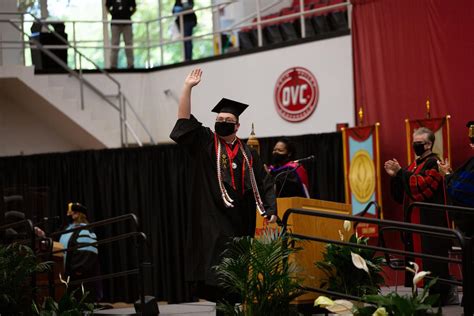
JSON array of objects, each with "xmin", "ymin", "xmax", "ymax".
[
  {"xmin": 169, "ymin": 115, "xmax": 213, "ymax": 153},
  {"xmin": 395, "ymin": 158, "xmax": 443, "ymax": 202}
]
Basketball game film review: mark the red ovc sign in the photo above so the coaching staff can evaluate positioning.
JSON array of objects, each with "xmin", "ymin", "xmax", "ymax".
[{"xmin": 274, "ymin": 67, "xmax": 319, "ymax": 122}]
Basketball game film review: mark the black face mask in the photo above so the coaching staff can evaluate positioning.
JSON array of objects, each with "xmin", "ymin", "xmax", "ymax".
[
  {"xmin": 272, "ymin": 153, "xmax": 289, "ymax": 165},
  {"xmin": 413, "ymin": 142, "xmax": 426, "ymax": 157},
  {"xmin": 215, "ymin": 122, "xmax": 236, "ymax": 137}
]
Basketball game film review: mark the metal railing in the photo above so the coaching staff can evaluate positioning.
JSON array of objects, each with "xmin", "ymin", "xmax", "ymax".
[
  {"xmin": 1, "ymin": 1, "xmax": 350, "ymax": 69},
  {"xmin": 281, "ymin": 205, "xmax": 473, "ymax": 315},
  {"xmin": 0, "ymin": 213, "xmax": 151, "ymax": 311},
  {"xmin": 0, "ymin": 11, "xmax": 156, "ymax": 147}
]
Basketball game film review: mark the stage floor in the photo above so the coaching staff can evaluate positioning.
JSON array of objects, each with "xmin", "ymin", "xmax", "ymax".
[
  {"xmin": 94, "ymin": 301, "xmax": 215, "ymax": 316},
  {"xmin": 94, "ymin": 286, "xmax": 464, "ymax": 316}
]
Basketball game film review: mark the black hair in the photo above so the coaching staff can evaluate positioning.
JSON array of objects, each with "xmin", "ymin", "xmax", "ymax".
[{"xmin": 276, "ymin": 137, "xmax": 297, "ymax": 158}]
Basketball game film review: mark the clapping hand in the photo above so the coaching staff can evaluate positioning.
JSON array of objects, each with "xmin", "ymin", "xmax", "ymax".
[
  {"xmin": 384, "ymin": 158, "xmax": 401, "ymax": 176},
  {"xmin": 437, "ymin": 158, "xmax": 452, "ymax": 175}
]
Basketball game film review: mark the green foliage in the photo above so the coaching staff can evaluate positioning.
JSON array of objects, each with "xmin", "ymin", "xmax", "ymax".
[
  {"xmin": 214, "ymin": 229, "xmax": 304, "ymax": 316},
  {"xmin": 315, "ymin": 232, "xmax": 385, "ymax": 297},
  {"xmin": 355, "ymin": 278, "xmax": 442, "ymax": 316},
  {"xmin": 32, "ymin": 286, "xmax": 95, "ymax": 316},
  {"xmin": 0, "ymin": 243, "xmax": 50, "ymax": 314}
]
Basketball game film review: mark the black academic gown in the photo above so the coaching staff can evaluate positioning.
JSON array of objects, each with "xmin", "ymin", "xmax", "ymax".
[
  {"xmin": 390, "ymin": 153, "xmax": 451, "ymax": 298},
  {"xmin": 170, "ymin": 115, "xmax": 276, "ymax": 286},
  {"xmin": 446, "ymin": 157, "xmax": 474, "ymax": 236}
]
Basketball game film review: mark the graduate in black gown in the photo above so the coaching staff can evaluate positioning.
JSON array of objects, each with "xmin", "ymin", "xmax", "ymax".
[
  {"xmin": 384, "ymin": 127, "xmax": 453, "ymax": 305},
  {"xmin": 169, "ymin": 68, "xmax": 277, "ymax": 304}
]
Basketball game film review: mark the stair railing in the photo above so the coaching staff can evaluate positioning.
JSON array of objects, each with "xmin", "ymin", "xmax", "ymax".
[{"xmin": 0, "ymin": 11, "xmax": 155, "ymax": 147}]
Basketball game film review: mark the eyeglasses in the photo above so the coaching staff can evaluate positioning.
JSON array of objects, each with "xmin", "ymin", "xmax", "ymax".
[
  {"xmin": 412, "ymin": 141, "xmax": 426, "ymax": 145},
  {"xmin": 216, "ymin": 117, "xmax": 237, "ymax": 124}
]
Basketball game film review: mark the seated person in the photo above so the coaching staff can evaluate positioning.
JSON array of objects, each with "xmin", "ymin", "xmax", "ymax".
[
  {"xmin": 267, "ymin": 137, "xmax": 310, "ymax": 198},
  {"xmin": 59, "ymin": 202, "xmax": 101, "ymax": 301}
]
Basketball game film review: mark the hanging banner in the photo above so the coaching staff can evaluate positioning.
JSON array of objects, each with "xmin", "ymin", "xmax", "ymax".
[
  {"xmin": 405, "ymin": 116, "xmax": 451, "ymax": 164},
  {"xmin": 342, "ymin": 124, "xmax": 382, "ymax": 237}
]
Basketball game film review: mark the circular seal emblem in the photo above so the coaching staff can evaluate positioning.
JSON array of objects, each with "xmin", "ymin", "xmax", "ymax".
[
  {"xmin": 274, "ymin": 67, "xmax": 319, "ymax": 122},
  {"xmin": 349, "ymin": 150, "xmax": 376, "ymax": 203}
]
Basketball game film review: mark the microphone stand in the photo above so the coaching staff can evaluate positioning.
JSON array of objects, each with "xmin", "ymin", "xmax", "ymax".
[{"xmin": 273, "ymin": 165, "xmax": 300, "ymax": 198}]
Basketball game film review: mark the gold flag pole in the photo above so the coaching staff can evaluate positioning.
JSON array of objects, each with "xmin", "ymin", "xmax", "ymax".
[
  {"xmin": 426, "ymin": 98, "xmax": 431, "ymax": 119},
  {"xmin": 358, "ymin": 106, "xmax": 364, "ymax": 127},
  {"xmin": 246, "ymin": 123, "xmax": 260, "ymax": 155}
]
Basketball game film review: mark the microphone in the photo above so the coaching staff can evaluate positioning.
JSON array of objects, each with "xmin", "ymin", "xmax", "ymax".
[{"xmin": 293, "ymin": 155, "xmax": 315, "ymax": 164}]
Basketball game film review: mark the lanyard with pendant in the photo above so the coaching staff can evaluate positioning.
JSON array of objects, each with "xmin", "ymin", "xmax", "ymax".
[{"xmin": 224, "ymin": 141, "xmax": 240, "ymax": 190}]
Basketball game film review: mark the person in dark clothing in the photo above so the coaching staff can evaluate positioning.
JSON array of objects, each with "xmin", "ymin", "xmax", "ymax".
[
  {"xmin": 384, "ymin": 127, "xmax": 454, "ymax": 305},
  {"xmin": 105, "ymin": 0, "xmax": 136, "ymax": 68},
  {"xmin": 172, "ymin": 0, "xmax": 197, "ymax": 61},
  {"xmin": 439, "ymin": 121, "xmax": 474, "ymax": 231},
  {"xmin": 267, "ymin": 137, "xmax": 310, "ymax": 198},
  {"xmin": 169, "ymin": 68, "xmax": 276, "ymax": 306}
]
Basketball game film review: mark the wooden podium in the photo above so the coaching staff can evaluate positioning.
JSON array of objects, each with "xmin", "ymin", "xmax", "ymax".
[{"xmin": 256, "ymin": 197, "xmax": 352, "ymax": 304}]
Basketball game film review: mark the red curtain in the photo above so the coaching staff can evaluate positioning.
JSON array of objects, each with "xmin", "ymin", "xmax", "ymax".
[{"xmin": 352, "ymin": 0, "xmax": 474, "ymax": 224}]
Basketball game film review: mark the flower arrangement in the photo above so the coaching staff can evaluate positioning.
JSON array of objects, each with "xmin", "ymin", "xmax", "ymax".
[
  {"xmin": 315, "ymin": 261, "xmax": 442, "ymax": 315},
  {"xmin": 315, "ymin": 220, "xmax": 385, "ymax": 297}
]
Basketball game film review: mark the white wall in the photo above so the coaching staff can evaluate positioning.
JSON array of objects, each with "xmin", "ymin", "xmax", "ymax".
[
  {"xmin": 0, "ymin": 90, "xmax": 81, "ymax": 156},
  {"xmin": 84, "ymin": 35, "xmax": 354, "ymax": 144}
]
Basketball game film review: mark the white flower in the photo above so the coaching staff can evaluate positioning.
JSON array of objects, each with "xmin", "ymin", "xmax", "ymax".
[
  {"xmin": 372, "ymin": 307, "xmax": 388, "ymax": 316},
  {"xmin": 314, "ymin": 296, "xmax": 334, "ymax": 307},
  {"xmin": 351, "ymin": 251, "xmax": 369, "ymax": 274},
  {"xmin": 343, "ymin": 220, "xmax": 351, "ymax": 232},
  {"xmin": 314, "ymin": 296, "xmax": 354, "ymax": 315},
  {"xmin": 59, "ymin": 273, "xmax": 70, "ymax": 288},
  {"xmin": 407, "ymin": 261, "xmax": 431, "ymax": 286},
  {"xmin": 326, "ymin": 300, "xmax": 354, "ymax": 314},
  {"xmin": 339, "ymin": 229, "xmax": 345, "ymax": 241}
]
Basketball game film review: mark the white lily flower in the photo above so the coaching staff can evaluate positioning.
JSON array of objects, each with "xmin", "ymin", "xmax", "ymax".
[
  {"xmin": 326, "ymin": 299, "xmax": 354, "ymax": 314},
  {"xmin": 372, "ymin": 307, "xmax": 388, "ymax": 316},
  {"xmin": 343, "ymin": 220, "xmax": 351, "ymax": 232},
  {"xmin": 59, "ymin": 273, "xmax": 70, "ymax": 288},
  {"xmin": 81, "ymin": 283, "xmax": 85, "ymax": 295},
  {"xmin": 413, "ymin": 271, "xmax": 431, "ymax": 285},
  {"xmin": 315, "ymin": 296, "xmax": 354, "ymax": 315},
  {"xmin": 407, "ymin": 261, "xmax": 431, "ymax": 286},
  {"xmin": 406, "ymin": 261, "xmax": 419, "ymax": 274},
  {"xmin": 339, "ymin": 229, "xmax": 344, "ymax": 241},
  {"xmin": 314, "ymin": 295, "xmax": 335, "ymax": 307},
  {"xmin": 351, "ymin": 252, "xmax": 369, "ymax": 274}
]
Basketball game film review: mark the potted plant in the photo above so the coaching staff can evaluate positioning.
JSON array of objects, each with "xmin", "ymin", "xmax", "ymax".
[
  {"xmin": 0, "ymin": 242, "xmax": 50, "ymax": 315},
  {"xmin": 213, "ymin": 228, "xmax": 304, "ymax": 316},
  {"xmin": 315, "ymin": 221, "xmax": 385, "ymax": 297},
  {"xmin": 315, "ymin": 260, "xmax": 442, "ymax": 315}
]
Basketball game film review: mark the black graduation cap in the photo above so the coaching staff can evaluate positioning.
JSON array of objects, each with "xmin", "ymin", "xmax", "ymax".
[
  {"xmin": 211, "ymin": 98, "xmax": 249, "ymax": 118},
  {"xmin": 68, "ymin": 202, "xmax": 87, "ymax": 215}
]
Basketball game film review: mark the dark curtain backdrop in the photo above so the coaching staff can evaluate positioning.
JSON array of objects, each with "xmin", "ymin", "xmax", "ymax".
[
  {"xmin": 352, "ymin": 0, "xmax": 474, "ymax": 227},
  {"xmin": 0, "ymin": 132, "xmax": 343, "ymax": 303}
]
